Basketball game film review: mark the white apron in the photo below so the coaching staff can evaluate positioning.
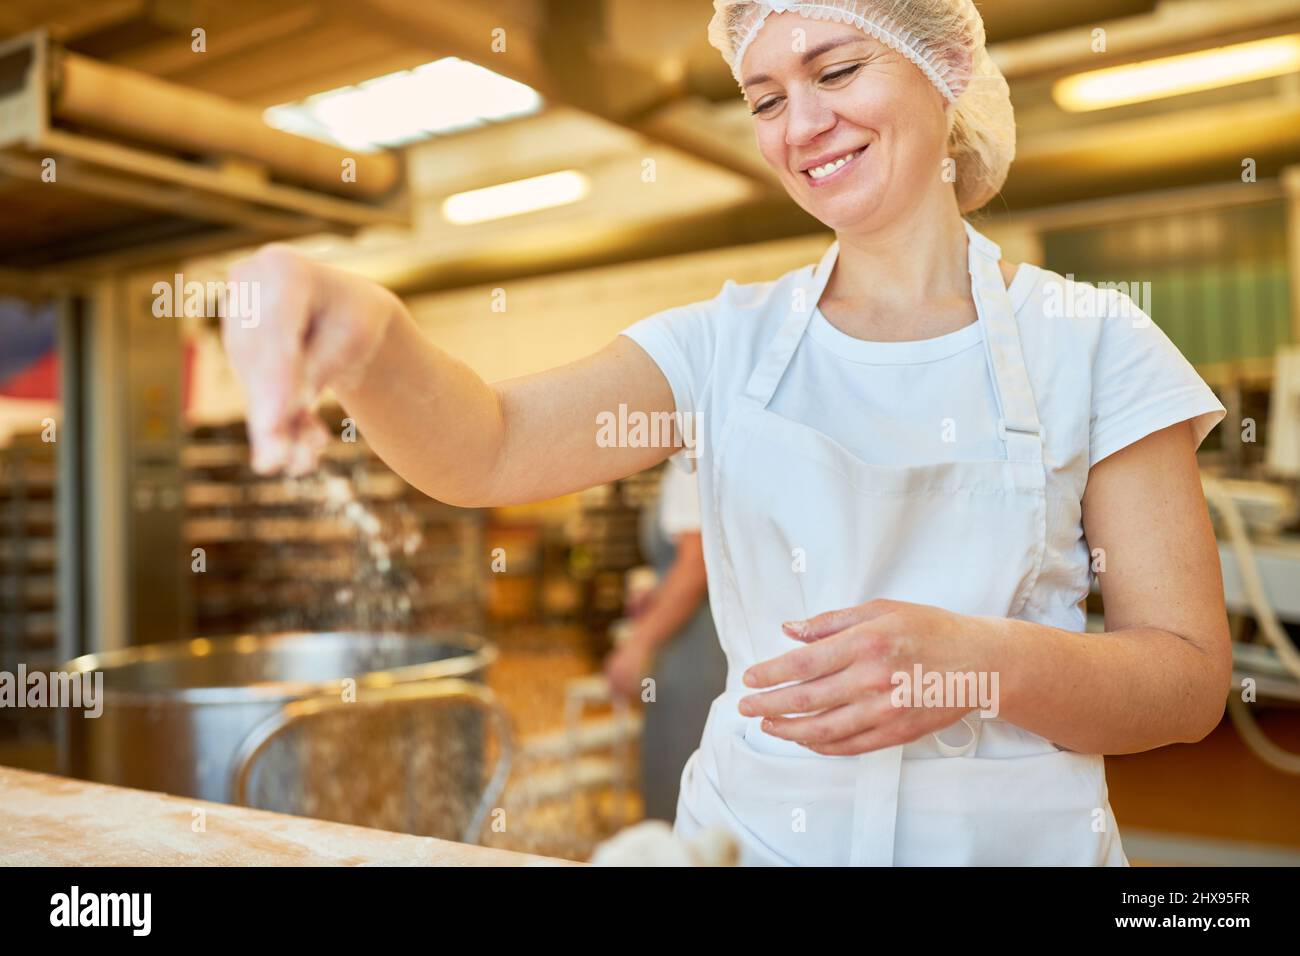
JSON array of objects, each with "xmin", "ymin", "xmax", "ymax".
[{"xmin": 674, "ymin": 220, "xmax": 1128, "ymax": 866}]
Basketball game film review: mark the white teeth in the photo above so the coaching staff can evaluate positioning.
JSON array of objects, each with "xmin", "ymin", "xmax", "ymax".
[{"xmin": 807, "ymin": 148, "xmax": 863, "ymax": 180}]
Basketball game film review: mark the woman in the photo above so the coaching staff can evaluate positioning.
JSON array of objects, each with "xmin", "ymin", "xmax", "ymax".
[
  {"xmin": 222, "ymin": 0, "xmax": 1232, "ymax": 865},
  {"xmin": 604, "ymin": 458, "xmax": 727, "ymax": 822}
]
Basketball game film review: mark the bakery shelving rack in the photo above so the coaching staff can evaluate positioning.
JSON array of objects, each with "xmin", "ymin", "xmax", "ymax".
[
  {"xmin": 0, "ymin": 431, "xmax": 58, "ymax": 744},
  {"xmin": 182, "ymin": 412, "xmax": 486, "ymax": 638}
]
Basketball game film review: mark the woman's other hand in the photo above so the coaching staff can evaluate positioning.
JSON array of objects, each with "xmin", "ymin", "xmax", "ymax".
[{"xmin": 737, "ymin": 599, "xmax": 999, "ymax": 755}]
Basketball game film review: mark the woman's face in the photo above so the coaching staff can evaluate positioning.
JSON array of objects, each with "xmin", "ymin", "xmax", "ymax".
[{"xmin": 740, "ymin": 14, "xmax": 952, "ymax": 232}]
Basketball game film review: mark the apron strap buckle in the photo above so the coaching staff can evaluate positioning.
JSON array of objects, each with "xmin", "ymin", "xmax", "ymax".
[{"xmin": 998, "ymin": 417, "xmax": 1041, "ymax": 440}]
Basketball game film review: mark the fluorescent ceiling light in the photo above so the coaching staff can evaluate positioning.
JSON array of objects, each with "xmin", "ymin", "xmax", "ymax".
[
  {"xmin": 1053, "ymin": 34, "xmax": 1300, "ymax": 112},
  {"xmin": 442, "ymin": 171, "xmax": 590, "ymax": 225},
  {"xmin": 264, "ymin": 57, "xmax": 542, "ymax": 151}
]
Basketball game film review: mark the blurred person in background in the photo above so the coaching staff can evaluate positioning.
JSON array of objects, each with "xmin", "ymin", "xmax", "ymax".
[{"xmin": 604, "ymin": 457, "xmax": 726, "ymax": 821}]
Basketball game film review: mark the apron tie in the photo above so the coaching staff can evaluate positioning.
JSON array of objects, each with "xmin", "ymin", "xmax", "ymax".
[{"xmin": 931, "ymin": 714, "xmax": 983, "ymax": 757}]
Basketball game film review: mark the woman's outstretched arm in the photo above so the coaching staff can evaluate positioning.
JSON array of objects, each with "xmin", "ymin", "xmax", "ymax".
[{"xmin": 222, "ymin": 244, "xmax": 680, "ymax": 506}]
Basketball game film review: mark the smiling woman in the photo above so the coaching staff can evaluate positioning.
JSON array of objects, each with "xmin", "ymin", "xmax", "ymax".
[
  {"xmin": 714, "ymin": 0, "xmax": 1015, "ymax": 220},
  {"xmin": 219, "ymin": 0, "xmax": 1231, "ymax": 868}
]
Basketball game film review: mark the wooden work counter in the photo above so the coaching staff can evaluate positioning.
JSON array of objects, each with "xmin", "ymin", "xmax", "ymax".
[{"xmin": 0, "ymin": 766, "xmax": 573, "ymax": 866}]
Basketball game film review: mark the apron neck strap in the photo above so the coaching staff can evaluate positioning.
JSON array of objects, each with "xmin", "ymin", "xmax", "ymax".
[
  {"xmin": 964, "ymin": 220, "xmax": 1044, "ymax": 462},
  {"xmin": 742, "ymin": 240, "xmax": 838, "ymax": 405},
  {"xmin": 741, "ymin": 222, "xmax": 1045, "ymax": 465}
]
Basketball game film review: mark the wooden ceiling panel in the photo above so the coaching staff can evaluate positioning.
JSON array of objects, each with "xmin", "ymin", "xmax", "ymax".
[
  {"xmin": 0, "ymin": 176, "xmax": 157, "ymax": 259},
  {"xmin": 169, "ymin": 21, "xmax": 426, "ymax": 104},
  {"xmin": 976, "ymin": 0, "xmax": 1159, "ymax": 43},
  {"xmin": 0, "ymin": 0, "xmax": 145, "ymax": 42}
]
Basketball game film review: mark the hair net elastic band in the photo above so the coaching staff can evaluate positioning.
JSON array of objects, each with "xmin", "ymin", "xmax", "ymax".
[{"xmin": 729, "ymin": 2, "xmax": 961, "ymax": 102}]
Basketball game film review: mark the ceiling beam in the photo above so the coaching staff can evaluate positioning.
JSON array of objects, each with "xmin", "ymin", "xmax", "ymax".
[
  {"xmin": 19, "ymin": 0, "xmax": 147, "ymax": 43},
  {"xmin": 993, "ymin": 0, "xmax": 1300, "ymax": 80},
  {"xmin": 378, "ymin": 196, "xmax": 820, "ymax": 297},
  {"xmin": 112, "ymin": 4, "xmax": 322, "ymax": 77}
]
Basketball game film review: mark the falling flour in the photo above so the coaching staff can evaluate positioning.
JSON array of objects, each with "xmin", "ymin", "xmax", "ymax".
[
  {"xmin": 315, "ymin": 467, "xmax": 423, "ymax": 630},
  {"xmin": 321, "ymin": 472, "xmax": 391, "ymax": 573}
]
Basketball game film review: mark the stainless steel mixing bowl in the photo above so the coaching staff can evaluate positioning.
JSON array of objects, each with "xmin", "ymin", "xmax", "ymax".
[{"xmin": 62, "ymin": 631, "xmax": 497, "ymax": 807}]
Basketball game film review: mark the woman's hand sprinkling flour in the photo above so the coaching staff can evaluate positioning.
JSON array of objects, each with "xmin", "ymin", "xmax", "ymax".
[{"xmin": 222, "ymin": 244, "xmax": 400, "ymax": 476}]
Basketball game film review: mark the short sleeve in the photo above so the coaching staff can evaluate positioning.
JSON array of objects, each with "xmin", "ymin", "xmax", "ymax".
[
  {"xmin": 657, "ymin": 458, "xmax": 702, "ymax": 537},
  {"xmin": 620, "ymin": 296, "xmax": 720, "ymax": 475},
  {"xmin": 1089, "ymin": 289, "xmax": 1226, "ymax": 469},
  {"xmin": 620, "ymin": 300, "xmax": 716, "ymax": 416}
]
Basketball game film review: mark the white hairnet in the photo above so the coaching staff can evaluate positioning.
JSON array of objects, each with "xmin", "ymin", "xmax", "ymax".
[{"xmin": 708, "ymin": 0, "xmax": 1015, "ymax": 213}]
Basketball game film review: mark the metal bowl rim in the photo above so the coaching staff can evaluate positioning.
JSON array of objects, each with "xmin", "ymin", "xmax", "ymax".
[{"xmin": 61, "ymin": 630, "xmax": 497, "ymax": 706}]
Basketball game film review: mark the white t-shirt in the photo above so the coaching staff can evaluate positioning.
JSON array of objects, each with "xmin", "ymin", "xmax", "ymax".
[
  {"xmin": 620, "ymin": 259, "xmax": 1227, "ymax": 632},
  {"xmin": 658, "ymin": 455, "xmax": 702, "ymax": 538}
]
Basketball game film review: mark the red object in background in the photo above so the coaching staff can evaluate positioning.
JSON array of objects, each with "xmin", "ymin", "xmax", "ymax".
[
  {"xmin": 0, "ymin": 351, "xmax": 58, "ymax": 400},
  {"xmin": 0, "ymin": 342, "xmax": 198, "ymax": 406}
]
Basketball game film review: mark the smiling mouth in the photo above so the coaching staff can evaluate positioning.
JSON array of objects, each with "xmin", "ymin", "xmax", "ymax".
[{"xmin": 802, "ymin": 147, "xmax": 867, "ymax": 184}]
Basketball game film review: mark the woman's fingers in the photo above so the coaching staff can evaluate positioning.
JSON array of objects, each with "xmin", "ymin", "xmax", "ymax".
[
  {"xmin": 761, "ymin": 695, "xmax": 895, "ymax": 749},
  {"xmin": 284, "ymin": 411, "xmax": 329, "ymax": 477},
  {"xmin": 739, "ymin": 661, "xmax": 875, "ymax": 717},
  {"xmin": 742, "ymin": 630, "xmax": 859, "ymax": 689},
  {"xmin": 803, "ymin": 724, "xmax": 903, "ymax": 757},
  {"xmin": 242, "ymin": 365, "xmax": 311, "ymax": 474},
  {"xmin": 800, "ymin": 709, "xmax": 974, "ymax": 756},
  {"xmin": 249, "ymin": 417, "xmax": 292, "ymax": 475},
  {"xmin": 224, "ymin": 246, "xmax": 398, "ymax": 476},
  {"xmin": 782, "ymin": 598, "xmax": 901, "ymax": 642},
  {"xmin": 744, "ymin": 615, "xmax": 896, "ymax": 689},
  {"xmin": 223, "ymin": 247, "xmax": 322, "ymax": 474}
]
